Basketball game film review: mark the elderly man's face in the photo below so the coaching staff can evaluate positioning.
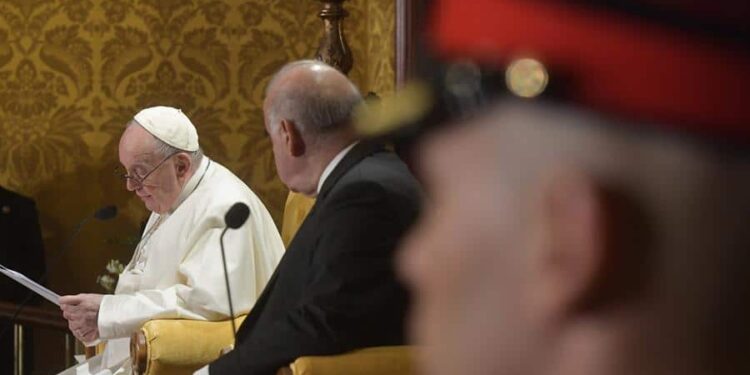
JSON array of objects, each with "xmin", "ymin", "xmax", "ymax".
[
  {"xmin": 118, "ymin": 125, "xmax": 184, "ymax": 214},
  {"xmin": 400, "ymin": 112, "xmax": 550, "ymax": 375}
]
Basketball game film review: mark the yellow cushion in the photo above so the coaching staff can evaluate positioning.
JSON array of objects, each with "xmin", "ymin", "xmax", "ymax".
[
  {"xmin": 289, "ymin": 346, "xmax": 414, "ymax": 375},
  {"xmin": 140, "ymin": 315, "xmax": 246, "ymax": 375},
  {"xmin": 281, "ymin": 192, "xmax": 315, "ymax": 247}
]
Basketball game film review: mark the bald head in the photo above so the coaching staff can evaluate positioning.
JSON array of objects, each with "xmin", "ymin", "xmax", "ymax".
[
  {"xmin": 261, "ymin": 60, "xmax": 363, "ymax": 196},
  {"xmin": 264, "ymin": 60, "xmax": 362, "ymax": 137}
]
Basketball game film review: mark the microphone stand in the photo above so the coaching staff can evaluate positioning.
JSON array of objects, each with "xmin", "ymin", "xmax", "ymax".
[
  {"xmin": 219, "ymin": 228, "xmax": 237, "ymax": 339},
  {"xmin": 219, "ymin": 202, "xmax": 250, "ymax": 341}
]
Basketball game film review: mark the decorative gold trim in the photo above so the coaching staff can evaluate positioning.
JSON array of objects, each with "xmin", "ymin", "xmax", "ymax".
[{"xmin": 315, "ymin": 0, "xmax": 354, "ymax": 75}]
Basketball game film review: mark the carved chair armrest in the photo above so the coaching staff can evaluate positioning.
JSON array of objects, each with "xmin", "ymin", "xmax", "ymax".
[{"xmin": 130, "ymin": 315, "xmax": 246, "ymax": 375}]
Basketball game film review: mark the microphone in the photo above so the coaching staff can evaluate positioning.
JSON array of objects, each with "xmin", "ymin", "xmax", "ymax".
[
  {"xmin": 219, "ymin": 202, "xmax": 251, "ymax": 339},
  {"xmin": 0, "ymin": 204, "xmax": 118, "ymax": 341},
  {"xmin": 94, "ymin": 205, "xmax": 118, "ymax": 221},
  {"xmin": 59, "ymin": 205, "xmax": 118, "ymax": 256},
  {"xmin": 224, "ymin": 202, "xmax": 250, "ymax": 229}
]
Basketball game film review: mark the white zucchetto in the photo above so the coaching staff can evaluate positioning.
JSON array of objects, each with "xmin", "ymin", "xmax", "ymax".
[{"xmin": 133, "ymin": 106, "xmax": 199, "ymax": 152}]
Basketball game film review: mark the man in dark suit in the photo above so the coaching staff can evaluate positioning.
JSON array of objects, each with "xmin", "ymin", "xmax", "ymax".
[
  {"xmin": 205, "ymin": 61, "xmax": 421, "ymax": 375},
  {"xmin": 0, "ymin": 186, "xmax": 46, "ymax": 374}
]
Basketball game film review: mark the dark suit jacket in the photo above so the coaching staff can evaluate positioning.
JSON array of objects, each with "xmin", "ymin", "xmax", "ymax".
[
  {"xmin": 210, "ymin": 142, "xmax": 422, "ymax": 375},
  {"xmin": 0, "ymin": 186, "xmax": 45, "ymax": 374},
  {"xmin": 0, "ymin": 186, "xmax": 45, "ymax": 302}
]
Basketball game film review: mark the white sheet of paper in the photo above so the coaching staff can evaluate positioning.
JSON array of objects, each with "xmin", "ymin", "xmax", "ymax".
[{"xmin": 0, "ymin": 263, "xmax": 60, "ymax": 305}]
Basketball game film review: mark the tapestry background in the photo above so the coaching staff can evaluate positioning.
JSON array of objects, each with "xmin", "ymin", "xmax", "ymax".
[{"xmin": 0, "ymin": 0, "xmax": 395, "ymax": 300}]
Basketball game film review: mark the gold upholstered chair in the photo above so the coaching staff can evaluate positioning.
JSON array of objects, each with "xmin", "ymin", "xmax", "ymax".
[
  {"xmin": 275, "ymin": 346, "xmax": 414, "ymax": 375},
  {"xmin": 130, "ymin": 315, "xmax": 247, "ymax": 375},
  {"xmin": 281, "ymin": 192, "xmax": 316, "ymax": 247}
]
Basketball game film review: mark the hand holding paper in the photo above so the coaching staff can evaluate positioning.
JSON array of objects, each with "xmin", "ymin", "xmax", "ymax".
[
  {"xmin": 0, "ymin": 263, "xmax": 103, "ymax": 346},
  {"xmin": 60, "ymin": 293, "xmax": 104, "ymax": 346}
]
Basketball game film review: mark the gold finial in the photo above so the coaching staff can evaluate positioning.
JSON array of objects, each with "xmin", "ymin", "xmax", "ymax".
[
  {"xmin": 505, "ymin": 57, "xmax": 549, "ymax": 98},
  {"xmin": 315, "ymin": 0, "xmax": 353, "ymax": 75}
]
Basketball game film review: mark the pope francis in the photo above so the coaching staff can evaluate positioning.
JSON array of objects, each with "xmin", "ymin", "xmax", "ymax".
[{"xmin": 58, "ymin": 106, "xmax": 285, "ymax": 374}]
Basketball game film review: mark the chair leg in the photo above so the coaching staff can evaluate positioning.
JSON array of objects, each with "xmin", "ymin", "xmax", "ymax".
[{"xmin": 13, "ymin": 324, "xmax": 23, "ymax": 375}]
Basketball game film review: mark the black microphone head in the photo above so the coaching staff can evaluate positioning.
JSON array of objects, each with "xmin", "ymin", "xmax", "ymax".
[
  {"xmin": 224, "ymin": 202, "xmax": 250, "ymax": 229},
  {"xmin": 94, "ymin": 205, "xmax": 118, "ymax": 221}
]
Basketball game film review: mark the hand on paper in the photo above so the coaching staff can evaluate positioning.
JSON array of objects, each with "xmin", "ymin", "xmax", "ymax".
[{"xmin": 60, "ymin": 293, "xmax": 104, "ymax": 344}]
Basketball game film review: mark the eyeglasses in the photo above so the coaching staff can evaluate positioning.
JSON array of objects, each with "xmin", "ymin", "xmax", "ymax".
[{"xmin": 115, "ymin": 151, "xmax": 180, "ymax": 189}]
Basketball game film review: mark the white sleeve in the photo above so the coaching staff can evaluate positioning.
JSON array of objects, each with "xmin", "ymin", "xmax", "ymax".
[{"xmin": 97, "ymin": 219, "xmax": 270, "ymax": 339}]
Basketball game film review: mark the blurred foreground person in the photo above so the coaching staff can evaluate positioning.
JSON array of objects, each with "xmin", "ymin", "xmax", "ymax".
[{"xmin": 400, "ymin": 1, "xmax": 750, "ymax": 375}]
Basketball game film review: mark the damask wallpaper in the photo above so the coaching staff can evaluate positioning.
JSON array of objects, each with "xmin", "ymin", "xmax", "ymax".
[{"xmin": 0, "ymin": 0, "xmax": 396, "ymax": 295}]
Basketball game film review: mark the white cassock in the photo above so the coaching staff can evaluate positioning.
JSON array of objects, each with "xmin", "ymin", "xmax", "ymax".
[{"xmin": 61, "ymin": 156, "xmax": 285, "ymax": 375}]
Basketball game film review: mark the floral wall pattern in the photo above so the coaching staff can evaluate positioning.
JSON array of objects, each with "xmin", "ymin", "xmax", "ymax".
[{"xmin": 0, "ymin": 0, "xmax": 396, "ymax": 296}]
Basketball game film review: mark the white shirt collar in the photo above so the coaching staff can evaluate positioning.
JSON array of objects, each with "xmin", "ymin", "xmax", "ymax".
[{"xmin": 316, "ymin": 142, "xmax": 358, "ymax": 195}]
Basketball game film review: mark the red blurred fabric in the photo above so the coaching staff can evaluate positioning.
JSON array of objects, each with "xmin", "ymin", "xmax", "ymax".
[{"xmin": 429, "ymin": 0, "xmax": 750, "ymax": 139}]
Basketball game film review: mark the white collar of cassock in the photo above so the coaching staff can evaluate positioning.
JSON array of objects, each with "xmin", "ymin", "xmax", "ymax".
[{"xmin": 169, "ymin": 156, "xmax": 211, "ymax": 214}]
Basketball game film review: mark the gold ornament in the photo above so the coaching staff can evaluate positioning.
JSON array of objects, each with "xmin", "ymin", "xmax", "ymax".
[{"xmin": 505, "ymin": 58, "xmax": 549, "ymax": 98}]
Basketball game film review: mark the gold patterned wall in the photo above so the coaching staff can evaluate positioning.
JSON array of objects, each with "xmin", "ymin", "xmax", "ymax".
[{"xmin": 0, "ymin": 0, "xmax": 395, "ymax": 295}]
